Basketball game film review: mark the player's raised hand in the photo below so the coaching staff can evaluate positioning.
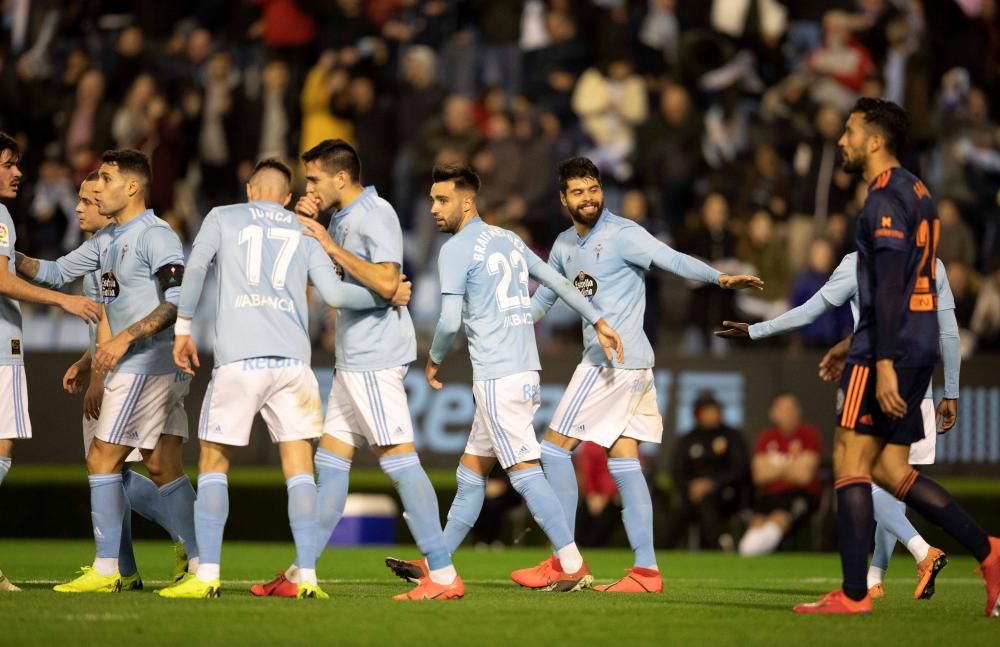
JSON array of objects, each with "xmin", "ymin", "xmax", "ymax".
[
  {"xmin": 935, "ymin": 398, "xmax": 958, "ymax": 434},
  {"xmin": 875, "ymin": 360, "xmax": 907, "ymax": 419},
  {"xmin": 298, "ymin": 216, "xmax": 338, "ymax": 255},
  {"xmin": 173, "ymin": 334, "xmax": 200, "ymax": 377},
  {"xmin": 295, "ymin": 194, "xmax": 323, "ymax": 220},
  {"xmin": 60, "ymin": 294, "xmax": 101, "ymax": 323},
  {"xmin": 83, "ymin": 381, "xmax": 103, "ymax": 420},
  {"xmin": 818, "ymin": 336, "xmax": 852, "ymax": 382},
  {"xmin": 425, "ymin": 356, "xmax": 443, "ymax": 390},
  {"xmin": 62, "ymin": 360, "xmax": 89, "ymax": 394},
  {"xmin": 594, "ymin": 319, "xmax": 624, "ymax": 363},
  {"xmin": 391, "ymin": 274, "xmax": 412, "ymax": 307},
  {"xmin": 718, "ymin": 274, "xmax": 764, "ymax": 291},
  {"xmin": 714, "ymin": 321, "xmax": 750, "ymax": 339},
  {"xmin": 94, "ymin": 334, "xmax": 131, "ymax": 373}
]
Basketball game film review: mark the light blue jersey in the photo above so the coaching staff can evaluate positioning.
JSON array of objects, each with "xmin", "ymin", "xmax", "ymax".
[
  {"xmin": 178, "ymin": 200, "xmax": 377, "ymax": 366},
  {"xmin": 81, "ymin": 226, "xmax": 114, "ymax": 354},
  {"xmin": 750, "ymin": 252, "xmax": 957, "ymax": 399},
  {"xmin": 37, "ymin": 210, "xmax": 182, "ymax": 375},
  {"xmin": 328, "ymin": 186, "xmax": 416, "ymax": 371},
  {"xmin": 438, "ymin": 218, "xmax": 543, "ymax": 380},
  {"xmin": 532, "ymin": 210, "xmax": 721, "ymax": 369},
  {"xmin": 0, "ymin": 204, "xmax": 23, "ymax": 366}
]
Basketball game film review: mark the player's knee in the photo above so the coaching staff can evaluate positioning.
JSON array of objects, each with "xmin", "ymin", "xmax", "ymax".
[
  {"xmin": 542, "ymin": 428, "xmax": 576, "ymax": 450},
  {"xmin": 86, "ymin": 442, "xmax": 120, "ymax": 475}
]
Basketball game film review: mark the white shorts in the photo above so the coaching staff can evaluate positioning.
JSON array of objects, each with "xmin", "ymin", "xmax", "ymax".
[
  {"xmin": 198, "ymin": 358, "xmax": 323, "ymax": 446},
  {"xmin": 95, "ymin": 371, "xmax": 190, "ymax": 450},
  {"xmin": 466, "ymin": 372, "xmax": 541, "ymax": 469},
  {"xmin": 323, "ymin": 366, "xmax": 414, "ymax": 448},
  {"xmin": 908, "ymin": 398, "xmax": 937, "ymax": 465},
  {"xmin": 0, "ymin": 365, "xmax": 31, "ymax": 440},
  {"xmin": 549, "ymin": 365, "xmax": 663, "ymax": 448},
  {"xmin": 83, "ymin": 387, "xmax": 187, "ymax": 461}
]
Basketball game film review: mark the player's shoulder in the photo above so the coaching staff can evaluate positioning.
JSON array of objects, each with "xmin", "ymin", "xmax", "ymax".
[
  {"xmin": 602, "ymin": 211, "xmax": 639, "ymax": 232},
  {"xmin": 355, "ymin": 188, "xmax": 400, "ymax": 222},
  {"xmin": 0, "ymin": 202, "xmax": 11, "ymax": 223},
  {"xmin": 869, "ymin": 167, "xmax": 924, "ymax": 207}
]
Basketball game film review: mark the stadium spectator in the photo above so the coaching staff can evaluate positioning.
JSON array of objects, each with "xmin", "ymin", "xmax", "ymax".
[
  {"xmin": 59, "ymin": 69, "xmax": 114, "ymax": 164},
  {"xmin": 664, "ymin": 392, "xmax": 751, "ymax": 551},
  {"xmin": 571, "ymin": 54, "xmax": 648, "ymax": 182},
  {"xmin": 806, "ymin": 10, "xmax": 874, "ymax": 112},
  {"xmin": 735, "ymin": 209, "xmax": 791, "ymax": 324},
  {"xmin": 787, "ymin": 238, "xmax": 853, "ymax": 347},
  {"xmin": 972, "ymin": 258, "xmax": 1000, "ymax": 351},
  {"xmin": 739, "ymin": 393, "xmax": 821, "ymax": 557},
  {"xmin": 937, "ymin": 198, "xmax": 978, "ymax": 266},
  {"xmin": 522, "ymin": 9, "xmax": 590, "ymax": 124}
]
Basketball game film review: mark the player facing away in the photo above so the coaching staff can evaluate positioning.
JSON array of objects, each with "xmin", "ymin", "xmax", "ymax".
[
  {"xmin": 510, "ymin": 157, "xmax": 763, "ymax": 593},
  {"xmin": 717, "ymin": 250, "xmax": 958, "ymax": 600},
  {"xmin": 0, "ymin": 133, "xmax": 101, "ymax": 592},
  {"xmin": 51, "ymin": 174, "xmax": 192, "ymax": 590},
  {"xmin": 792, "ymin": 98, "xmax": 1000, "ymax": 616},
  {"xmin": 161, "ymin": 160, "xmax": 402, "ymax": 599},
  {"xmin": 26, "ymin": 149, "xmax": 200, "ymax": 593},
  {"xmin": 252, "ymin": 140, "xmax": 460, "ymax": 601},
  {"xmin": 385, "ymin": 163, "xmax": 625, "ymax": 595}
]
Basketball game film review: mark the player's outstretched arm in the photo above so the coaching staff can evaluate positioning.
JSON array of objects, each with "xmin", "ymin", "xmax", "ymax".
[
  {"xmin": 426, "ymin": 294, "xmax": 463, "ymax": 389},
  {"xmin": 309, "ymin": 262, "xmax": 389, "ymax": 310},
  {"xmin": 620, "ymin": 226, "xmax": 764, "ymax": 290},
  {"xmin": 0, "ymin": 255, "xmax": 100, "ymax": 322},
  {"xmin": 18, "ymin": 236, "xmax": 104, "ymax": 287},
  {"xmin": 298, "ymin": 216, "xmax": 401, "ymax": 300},
  {"xmin": 717, "ymin": 292, "xmax": 832, "ymax": 340}
]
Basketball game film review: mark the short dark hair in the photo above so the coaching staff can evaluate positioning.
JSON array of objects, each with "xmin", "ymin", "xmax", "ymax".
[
  {"xmin": 431, "ymin": 164, "xmax": 481, "ymax": 193},
  {"xmin": 83, "ymin": 171, "xmax": 100, "ymax": 183},
  {"xmin": 557, "ymin": 156, "xmax": 601, "ymax": 193},
  {"xmin": 251, "ymin": 157, "xmax": 293, "ymax": 185},
  {"xmin": 850, "ymin": 97, "xmax": 911, "ymax": 156},
  {"xmin": 101, "ymin": 148, "xmax": 152, "ymax": 189},
  {"xmin": 301, "ymin": 139, "xmax": 361, "ymax": 182},
  {"xmin": 0, "ymin": 131, "xmax": 19, "ymax": 162}
]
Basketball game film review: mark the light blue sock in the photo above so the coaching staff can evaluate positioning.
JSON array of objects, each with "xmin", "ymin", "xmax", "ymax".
[
  {"xmin": 287, "ymin": 473, "xmax": 319, "ymax": 571},
  {"xmin": 508, "ymin": 466, "xmax": 574, "ymax": 551},
  {"xmin": 89, "ymin": 473, "xmax": 126, "ymax": 559},
  {"xmin": 540, "ymin": 441, "xmax": 577, "ymax": 534},
  {"xmin": 872, "ymin": 484, "xmax": 915, "ymax": 570},
  {"xmin": 160, "ymin": 475, "xmax": 199, "ymax": 559},
  {"xmin": 608, "ymin": 458, "xmax": 657, "ymax": 569},
  {"xmin": 443, "ymin": 465, "xmax": 487, "ymax": 554},
  {"xmin": 124, "ymin": 469, "xmax": 179, "ymax": 542},
  {"xmin": 0, "ymin": 456, "xmax": 11, "ymax": 486},
  {"xmin": 194, "ymin": 473, "xmax": 229, "ymax": 568},
  {"xmin": 118, "ymin": 470, "xmax": 138, "ymax": 577},
  {"xmin": 312, "ymin": 448, "xmax": 352, "ymax": 564},
  {"xmin": 380, "ymin": 453, "xmax": 451, "ymax": 571}
]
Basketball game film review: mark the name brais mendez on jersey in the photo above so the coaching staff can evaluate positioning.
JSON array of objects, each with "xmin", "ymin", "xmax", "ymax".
[
  {"xmin": 472, "ymin": 225, "xmax": 535, "ymax": 329},
  {"xmin": 233, "ymin": 205, "xmax": 297, "ymax": 314}
]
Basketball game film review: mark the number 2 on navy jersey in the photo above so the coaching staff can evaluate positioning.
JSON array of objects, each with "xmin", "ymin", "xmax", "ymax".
[
  {"xmin": 487, "ymin": 251, "xmax": 531, "ymax": 311},
  {"xmin": 238, "ymin": 225, "xmax": 300, "ymax": 289},
  {"xmin": 910, "ymin": 218, "xmax": 939, "ymax": 312}
]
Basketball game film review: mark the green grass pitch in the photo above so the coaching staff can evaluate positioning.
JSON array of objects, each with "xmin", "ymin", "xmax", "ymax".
[{"xmin": 0, "ymin": 540, "xmax": 995, "ymax": 646}]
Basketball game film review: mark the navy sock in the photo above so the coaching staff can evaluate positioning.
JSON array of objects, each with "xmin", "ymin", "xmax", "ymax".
[
  {"xmin": 835, "ymin": 478, "xmax": 874, "ymax": 601},
  {"xmin": 900, "ymin": 472, "xmax": 991, "ymax": 562}
]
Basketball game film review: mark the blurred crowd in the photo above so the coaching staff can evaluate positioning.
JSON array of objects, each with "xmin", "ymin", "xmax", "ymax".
[{"xmin": 3, "ymin": 0, "xmax": 1000, "ymax": 354}]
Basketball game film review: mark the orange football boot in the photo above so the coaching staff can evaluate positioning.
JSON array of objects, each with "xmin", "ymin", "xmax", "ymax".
[
  {"xmin": 393, "ymin": 575, "xmax": 465, "ymax": 601},
  {"xmin": 868, "ymin": 583, "xmax": 885, "ymax": 600},
  {"xmin": 979, "ymin": 536, "xmax": 1000, "ymax": 617},
  {"xmin": 544, "ymin": 562, "xmax": 593, "ymax": 592},
  {"xmin": 250, "ymin": 572, "xmax": 298, "ymax": 597},
  {"xmin": 594, "ymin": 567, "xmax": 663, "ymax": 593},
  {"xmin": 794, "ymin": 589, "xmax": 873, "ymax": 615},
  {"xmin": 385, "ymin": 557, "xmax": 429, "ymax": 584},
  {"xmin": 914, "ymin": 547, "xmax": 948, "ymax": 600},
  {"xmin": 510, "ymin": 556, "xmax": 562, "ymax": 589}
]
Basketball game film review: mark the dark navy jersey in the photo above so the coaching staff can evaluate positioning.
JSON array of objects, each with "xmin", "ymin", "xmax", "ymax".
[{"xmin": 847, "ymin": 167, "xmax": 940, "ymax": 368}]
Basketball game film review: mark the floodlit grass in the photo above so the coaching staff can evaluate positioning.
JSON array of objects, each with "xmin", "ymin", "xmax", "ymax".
[{"xmin": 0, "ymin": 540, "xmax": 995, "ymax": 646}]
